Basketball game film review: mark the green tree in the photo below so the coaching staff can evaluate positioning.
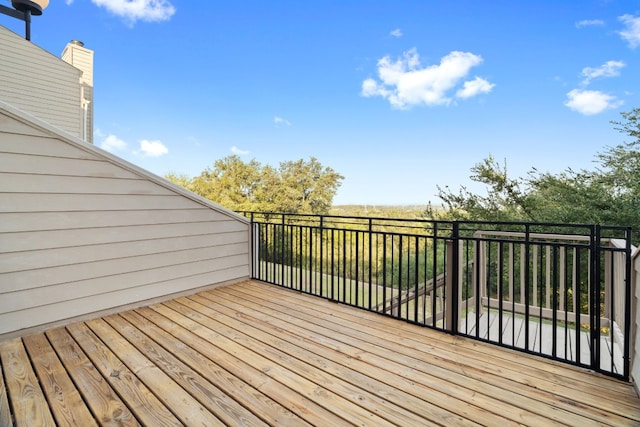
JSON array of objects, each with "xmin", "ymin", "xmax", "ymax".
[
  {"xmin": 277, "ymin": 157, "xmax": 343, "ymax": 214},
  {"xmin": 165, "ymin": 172, "xmax": 194, "ymax": 192},
  {"xmin": 189, "ymin": 155, "xmax": 263, "ymax": 211},
  {"xmin": 429, "ymin": 108, "xmax": 640, "ymax": 242},
  {"xmin": 165, "ymin": 155, "xmax": 343, "ymax": 214}
]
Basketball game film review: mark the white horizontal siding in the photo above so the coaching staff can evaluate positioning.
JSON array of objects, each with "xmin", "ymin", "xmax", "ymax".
[
  {"xmin": 0, "ymin": 26, "xmax": 82, "ymax": 137},
  {"xmin": 0, "ymin": 102, "xmax": 250, "ymax": 337},
  {"xmin": 0, "ymin": 266, "xmax": 247, "ymax": 336}
]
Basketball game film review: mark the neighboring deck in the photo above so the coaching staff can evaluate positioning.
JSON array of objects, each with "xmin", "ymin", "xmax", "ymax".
[
  {"xmin": 1, "ymin": 281, "xmax": 639, "ymax": 426},
  {"xmin": 462, "ymin": 311, "xmax": 625, "ymax": 375}
]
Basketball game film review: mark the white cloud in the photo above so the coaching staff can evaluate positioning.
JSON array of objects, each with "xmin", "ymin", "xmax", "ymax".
[
  {"xmin": 66, "ymin": 0, "xmax": 74, "ymax": 5},
  {"xmin": 575, "ymin": 19, "xmax": 604, "ymax": 28},
  {"xmin": 361, "ymin": 48, "xmax": 493, "ymax": 109},
  {"xmin": 99, "ymin": 134, "xmax": 127, "ymax": 153},
  {"xmin": 618, "ymin": 14, "xmax": 640, "ymax": 48},
  {"xmin": 138, "ymin": 139, "xmax": 168, "ymax": 156},
  {"xmin": 90, "ymin": 0, "xmax": 175, "ymax": 24},
  {"xmin": 581, "ymin": 60, "xmax": 625, "ymax": 85},
  {"xmin": 274, "ymin": 116, "xmax": 291, "ymax": 126},
  {"xmin": 231, "ymin": 146, "xmax": 250, "ymax": 155},
  {"xmin": 390, "ymin": 28, "xmax": 403, "ymax": 38},
  {"xmin": 456, "ymin": 77, "xmax": 495, "ymax": 99},
  {"xmin": 564, "ymin": 89, "xmax": 623, "ymax": 115}
]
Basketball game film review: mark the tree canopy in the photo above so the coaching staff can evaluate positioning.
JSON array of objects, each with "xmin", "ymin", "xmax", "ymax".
[
  {"xmin": 166, "ymin": 156, "xmax": 343, "ymax": 214},
  {"xmin": 427, "ymin": 108, "xmax": 640, "ymax": 242}
]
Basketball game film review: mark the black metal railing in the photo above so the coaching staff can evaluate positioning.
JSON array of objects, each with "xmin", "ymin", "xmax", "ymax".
[{"xmin": 241, "ymin": 212, "xmax": 634, "ymax": 380}]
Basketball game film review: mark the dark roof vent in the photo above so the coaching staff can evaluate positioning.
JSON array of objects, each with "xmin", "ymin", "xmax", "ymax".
[{"xmin": 71, "ymin": 40, "xmax": 85, "ymax": 47}]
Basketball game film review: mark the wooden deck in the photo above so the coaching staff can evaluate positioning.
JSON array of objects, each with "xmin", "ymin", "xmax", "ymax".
[{"xmin": 1, "ymin": 280, "xmax": 639, "ymax": 426}]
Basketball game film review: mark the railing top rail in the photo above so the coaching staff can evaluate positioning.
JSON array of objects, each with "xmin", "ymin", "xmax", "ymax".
[
  {"xmin": 240, "ymin": 211, "xmax": 632, "ymax": 239},
  {"xmin": 474, "ymin": 230, "xmax": 590, "ymax": 241}
]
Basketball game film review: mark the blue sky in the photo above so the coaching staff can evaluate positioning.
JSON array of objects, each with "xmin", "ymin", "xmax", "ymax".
[{"xmin": 3, "ymin": 0, "xmax": 640, "ymax": 205}]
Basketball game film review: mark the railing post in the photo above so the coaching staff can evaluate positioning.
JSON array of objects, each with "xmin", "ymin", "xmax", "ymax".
[
  {"xmin": 249, "ymin": 213, "xmax": 255, "ymax": 279},
  {"xmin": 623, "ymin": 227, "xmax": 633, "ymax": 380},
  {"xmin": 590, "ymin": 225, "xmax": 602, "ymax": 370},
  {"xmin": 446, "ymin": 222, "xmax": 460, "ymax": 334}
]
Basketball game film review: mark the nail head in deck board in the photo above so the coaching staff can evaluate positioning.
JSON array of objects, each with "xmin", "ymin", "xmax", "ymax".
[
  {"xmin": 0, "ymin": 338, "xmax": 56, "ymax": 426},
  {"xmin": 65, "ymin": 322, "xmax": 182, "ymax": 426},
  {"xmin": 85, "ymin": 317, "xmax": 225, "ymax": 426},
  {"xmin": 22, "ymin": 333, "xmax": 98, "ymax": 427},
  {"xmin": 45, "ymin": 327, "xmax": 140, "ymax": 426}
]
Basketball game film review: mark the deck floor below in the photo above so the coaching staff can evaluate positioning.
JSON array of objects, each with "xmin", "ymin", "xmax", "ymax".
[
  {"xmin": 461, "ymin": 310, "xmax": 625, "ymax": 374},
  {"xmin": 1, "ymin": 280, "xmax": 639, "ymax": 426}
]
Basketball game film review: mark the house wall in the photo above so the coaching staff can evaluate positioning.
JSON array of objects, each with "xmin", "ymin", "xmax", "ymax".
[
  {"xmin": 0, "ymin": 25, "xmax": 82, "ymax": 138},
  {"xmin": 0, "ymin": 101, "xmax": 250, "ymax": 338},
  {"xmin": 61, "ymin": 40, "xmax": 94, "ymax": 144}
]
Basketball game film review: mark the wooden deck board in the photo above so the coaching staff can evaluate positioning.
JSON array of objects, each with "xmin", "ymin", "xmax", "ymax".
[
  {"xmin": 229, "ymin": 282, "xmax": 638, "ymax": 426},
  {"xmin": 22, "ymin": 333, "xmax": 97, "ymax": 427},
  {"xmin": 0, "ymin": 338, "xmax": 56, "ymax": 427},
  {"xmin": 0, "ymin": 280, "xmax": 638, "ymax": 426}
]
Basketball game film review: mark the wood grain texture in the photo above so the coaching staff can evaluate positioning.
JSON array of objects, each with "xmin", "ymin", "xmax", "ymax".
[
  {"xmin": 1, "ymin": 280, "xmax": 638, "ymax": 427},
  {"xmin": 66, "ymin": 322, "xmax": 181, "ymax": 426},
  {"xmin": 0, "ymin": 338, "xmax": 56, "ymax": 426},
  {"xmin": 0, "ymin": 349, "xmax": 13, "ymax": 427},
  {"xmin": 22, "ymin": 333, "xmax": 97, "ymax": 427},
  {"xmin": 46, "ymin": 327, "xmax": 139, "ymax": 426}
]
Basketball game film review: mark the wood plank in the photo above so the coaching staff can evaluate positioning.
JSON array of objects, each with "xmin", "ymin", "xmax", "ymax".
[
  {"xmin": 45, "ymin": 328, "xmax": 139, "ymax": 426},
  {"xmin": 154, "ymin": 300, "xmax": 399, "ymax": 427},
  {"xmin": 248, "ymin": 281, "xmax": 635, "ymax": 394},
  {"xmin": 233, "ymin": 282, "xmax": 640, "ymax": 424},
  {"xmin": 85, "ymin": 318, "xmax": 224, "ymax": 426},
  {"xmin": 0, "ymin": 338, "xmax": 56, "ymax": 426},
  {"xmin": 119, "ymin": 310, "xmax": 309, "ymax": 426},
  {"xmin": 65, "ymin": 322, "xmax": 182, "ymax": 426},
  {"xmin": 1, "ymin": 280, "xmax": 638, "ymax": 426},
  {"xmin": 103, "ymin": 313, "xmax": 267, "ymax": 426},
  {"xmin": 177, "ymin": 295, "xmax": 487, "ymax": 426},
  {"xmin": 209, "ymin": 286, "xmax": 599, "ymax": 426},
  {"xmin": 267, "ymin": 279, "xmax": 636, "ymax": 403},
  {"xmin": 22, "ymin": 333, "xmax": 97, "ymax": 427},
  {"xmin": 0, "ymin": 347, "xmax": 13, "ymax": 427},
  {"xmin": 165, "ymin": 298, "xmax": 441, "ymax": 427},
  {"xmin": 135, "ymin": 305, "xmax": 350, "ymax": 426}
]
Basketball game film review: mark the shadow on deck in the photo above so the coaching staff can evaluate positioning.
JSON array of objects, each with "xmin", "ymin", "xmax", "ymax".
[{"xmin": 1, "ymin": 280, "xmax": 639, "ymax": 426}]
